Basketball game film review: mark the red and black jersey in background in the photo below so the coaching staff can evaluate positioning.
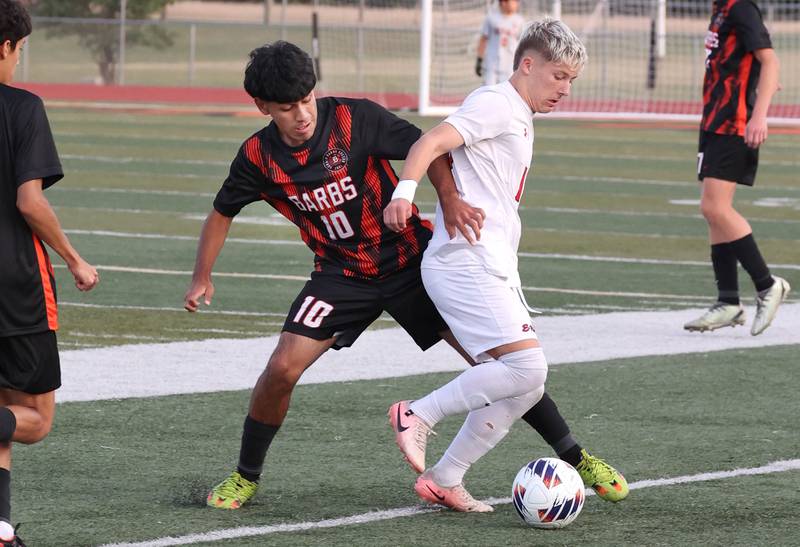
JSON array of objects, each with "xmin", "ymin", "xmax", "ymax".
[
  {"xmin": 701, "ymin": 0, "xmax": 772, "ymax": 136},
  {"xmin": 214, "ymin": 97, "xmax": 433, "ymax": 279},
  {"xmin": 0, "ymin": 85, "xmax": 63, "ymax": 337}
]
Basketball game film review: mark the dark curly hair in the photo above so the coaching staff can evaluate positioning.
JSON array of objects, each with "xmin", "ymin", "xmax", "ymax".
[
  {"xmin": 244, "ymin": 41, "xmax": 317, "ymax": 103},
  {"xmin": 0, "ymin": 0, "xmax": 32, "ymax": 50}
]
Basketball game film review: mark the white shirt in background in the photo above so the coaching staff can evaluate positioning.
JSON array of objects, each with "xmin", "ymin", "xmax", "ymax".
[{"xmin": 481, "ymin": 9, "xmax": 526, "ymax": 82}]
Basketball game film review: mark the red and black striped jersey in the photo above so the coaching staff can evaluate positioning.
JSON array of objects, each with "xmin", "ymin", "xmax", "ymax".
[
  {"xmin": 214, "ymin": 97, "xmax": 433, "ymax": 279},
  {"xmin": 701, "ymin": 0, "xmax": 772, "ymax": 136},
  {"xmin": 0, "ymin": 85, "xmax": 62, "ymax": 337}
]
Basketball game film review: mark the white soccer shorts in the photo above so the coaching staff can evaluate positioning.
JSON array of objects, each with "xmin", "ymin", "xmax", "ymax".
[{"xmin": 421, "ymin": 265, "xmax": 538, "ymax": 362}]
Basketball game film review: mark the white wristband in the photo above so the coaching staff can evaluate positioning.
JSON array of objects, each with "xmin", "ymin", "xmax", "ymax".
[{"xmin": 391, "ymin": 179, "xmax": 418, "ymax": 203}]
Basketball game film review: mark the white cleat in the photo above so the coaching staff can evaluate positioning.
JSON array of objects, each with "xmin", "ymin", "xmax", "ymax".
[
  {"xmin": 683, "ymin": 302, "xmax": 746, "ymax": 332},
  {"xmin": 751, "ymin": 276, "xmax": 791, "ymax": 336}
]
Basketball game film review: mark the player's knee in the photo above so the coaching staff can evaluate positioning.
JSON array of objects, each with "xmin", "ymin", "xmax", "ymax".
[
  {"xmin": 264, "ymin": 355, "xmax": 304, "ymax": 389},
  {"xmin": 19, "ymin": 414, "xmax": 52, "ymax": 444},
  {"xmin": 498, "ymin": 348, "xmax": 548, "ymax": 393},
  {"xmin": 699, "ymin": 198, "xmax": 729, "ymax": 224}
]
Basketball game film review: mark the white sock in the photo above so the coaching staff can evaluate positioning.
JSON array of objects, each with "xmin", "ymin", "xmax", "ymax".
[
  {"xmin": 410, "ymin": 348, "xmax": 547, "ymax": 428},
  {"xmin": 430, "ymin": 387, "xmax": 545, "ymax": 487}
]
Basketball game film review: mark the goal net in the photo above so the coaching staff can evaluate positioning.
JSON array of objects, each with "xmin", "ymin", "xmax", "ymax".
[{"xmin": 419, "ymin": 0, "xmax": 800, "ymax": 122}]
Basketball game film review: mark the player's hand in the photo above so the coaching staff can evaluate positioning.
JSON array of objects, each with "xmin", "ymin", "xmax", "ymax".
[
  {"xmin": 475, "ymin": 57, "xmax": 483, "ymax": 78},
  {"xmin": 441, "ymin": 196, "xmax": 485, "ymax": 245},
  {"xmin": 184, "ymin": 278, "xmax": 214, "ymax": 312},
  {"xmin": 744, "ymin": 115, "xmax": 768, "ymax": 148},
  {"xmin": 383, "ymin": 198, "xmax": 413, "ymax": 232},
  {"xmin": 68, "ymin": 258, "xmax": 99, "ymax": 291}
]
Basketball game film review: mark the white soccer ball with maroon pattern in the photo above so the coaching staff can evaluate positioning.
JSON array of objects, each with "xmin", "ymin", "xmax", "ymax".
[{"xmin": 511, "ymin": 457, "xmax": 585, "ymax": 528}]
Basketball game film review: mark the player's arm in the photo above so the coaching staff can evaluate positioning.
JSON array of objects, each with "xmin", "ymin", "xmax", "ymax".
[
  {"xmin": 426, "ymin": 154, "xmax": 485, "ymax": 244},
  {"xmin": 17, "ymin": 179, "xmax": 99, "ymax": 291},
  {"xmin": 383, "ymin": 122, "xmax": 465, "ymax": 232},
  {"xmin": 745, "ymin": 48, "xmax": 779, "ymax": 148},
  {"xmin": 184, "ymin": 210, "xmax": 233, "ymax": 312}
]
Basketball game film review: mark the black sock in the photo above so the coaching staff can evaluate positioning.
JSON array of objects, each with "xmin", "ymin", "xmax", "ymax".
[
  {"xmin": 729, "ymin": 234, "xmax": 774, "ymax": 292},
  {"xmin": 236, "ymin": 415, "xmax": 280, "ymax": 483},
  {"xmin": 559, "ymin": 443, "xmax": 584, "ymax": 467},
  {"xmin": 711, "ymin": 242, "xmax": 739, "ymax": 305},
  {"xmin": 521, "ymin": 392, "xmax": 583, "ymax": 466},
  {"xmin": 0, "ymin": 468, "xmax": 9, "ymax": 523},
  {"xmin": 0, "ymin": 409, "xmax": 15, "ymax": 444}
]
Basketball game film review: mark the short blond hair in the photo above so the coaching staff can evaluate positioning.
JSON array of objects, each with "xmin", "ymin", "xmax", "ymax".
[{"xmin": 513, "ymin": 17, "xmax": 587, "ymax": 71}]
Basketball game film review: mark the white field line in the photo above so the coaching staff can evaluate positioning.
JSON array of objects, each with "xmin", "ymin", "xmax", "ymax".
[
  {"xmin": 63, "ymin": 223, "xmax": 800, "ymax": 246},
  {"xmin": 61, "ymin": 151, "xmax": 800, "ymax": 168},
  {"xmin": 536, "ymin": 149, "xmax": 799, "ymax": 167},
  {"xmin": 56, "ymin": 202, "xmax": 800, "ymax": 227},
  {"xmin": 57, "ymin": 301, "xmax": 395, "ymax": 324},
  {"xmin": 100, "ymin": 458, "xmax": 800, "ymax": 547},
  {"xmin": 55, "ymin": 131, "xmax": 242, "ymax": 145},
  {"xmin": 59, "ymin": 301, "xmax": 285, "ymax": 317},
  {"xmin": 69, "ymin": 169, "xmax": 215, "ymax": 180},
  {"xmin": 542, "ymin": 132, "xmax": 800, "ymax": 150},
  {"xmin": 557, "ymin": 175, "xmax": 800, "ymax": 193},
  {"xmin": 534, "ymin": 206, "xmax": 800, "ymax": 225},
  {"xmin": 58, "ymin": 128, "xmax": 800, "ymax": 151},
  {"xmin": 55, "ymin": 263, "xmax": 308, "ymax": 281},
  {"xmin": 53, "ymin": 262, "xmax": 699, "ymax": 300},
  {"xmin": 61, "ymin": 153, "xmax": 230, "ymax": 167},
  {"xmin": 57, "ymin": 303, "xmax": 800, "ymax": 403},
  {"xmin": 63, "ymin": 229, "xmax": 304, "ymax": 246},
  {"xmin": 53, "ymin": 186, "xmax": 216, "ymax": 198}
]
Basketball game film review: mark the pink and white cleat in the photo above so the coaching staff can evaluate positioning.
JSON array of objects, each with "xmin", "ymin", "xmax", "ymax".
[
  {"xmin": 388, "ymin": 400, "xmax": 435, "ymax": 473},
  {"xmin": 414, "ymin": 471, "xmax": 494, "ymax": 513}
]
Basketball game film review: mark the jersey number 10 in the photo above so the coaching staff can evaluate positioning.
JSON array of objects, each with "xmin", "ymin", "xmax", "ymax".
[{"xmin": 320, "ymin": 211, "xmax": 355, "ymax": 240}]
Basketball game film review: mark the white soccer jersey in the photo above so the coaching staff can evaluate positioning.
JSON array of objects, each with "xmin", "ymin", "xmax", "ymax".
[
  {"xmin": 422, "ymin": 81, "xmax": 533, "ymax": 288},
  {"xmin": 480, "ymin": 9, "xmax": 526, "ymax": 82}
]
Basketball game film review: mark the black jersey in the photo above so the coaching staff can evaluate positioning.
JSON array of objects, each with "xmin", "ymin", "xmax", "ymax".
[
  {"xmin": 214, "ymin": 97, "xmax": 433, "ymax": 279},
  {"xmin": 0, "ymin": 84, "xmax": 63, "ymax": 337},
  {"xmin": 702, "ymin": 0, "xmax": 772, "ymax": 136}
]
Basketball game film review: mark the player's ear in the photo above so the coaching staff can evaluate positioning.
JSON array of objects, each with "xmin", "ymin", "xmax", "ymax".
[
  {"xmin": 518, "ymin": 53, "xmax": 534, "ymax": 75},
  {"xmin": 0, "ymin": 40, "xmax": 11, "ymax": 60},
  {"xmin": 254, "ymin": 98, "xmax": 270, "ymax": 116}
]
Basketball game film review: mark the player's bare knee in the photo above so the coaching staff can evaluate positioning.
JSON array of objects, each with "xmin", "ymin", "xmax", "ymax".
[
  {"xmin": 264, "ymin": 355, "xmax": 304, "ymax": 389},
  {"xmin": 19, "ymin": 414, "xmax": 51, "ymax": 444},
  {"xmin": 699, "ymin": 199, "xmax": 721, "ymax": 223}
]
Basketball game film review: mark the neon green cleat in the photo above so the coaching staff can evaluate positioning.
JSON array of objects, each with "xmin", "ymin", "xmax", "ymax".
[
  {"xmin": 207, "ymin": 471, "xmax": 258, "ymax": 509},
  {"xmin": 575, "ymin": 449, "xmax": 629, "ymax": 502}
]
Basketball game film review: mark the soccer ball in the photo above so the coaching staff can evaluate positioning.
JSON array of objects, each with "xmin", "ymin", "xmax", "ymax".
[{"xmin": 511, "ymin": 458, "xmax": 585, "ymax": 528}]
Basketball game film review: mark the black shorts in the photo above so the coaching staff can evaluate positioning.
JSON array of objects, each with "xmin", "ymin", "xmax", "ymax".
[
  {"xmin": 0, "ymin": 330, "xmax": 61, "ymax": 394},
  {"xmin": 283, "ymin": 265, "xmax": 448, "ymax": 351},
  {"xmin": 697, "ymin": 130, "xmax": 759, "ymax": 186}
]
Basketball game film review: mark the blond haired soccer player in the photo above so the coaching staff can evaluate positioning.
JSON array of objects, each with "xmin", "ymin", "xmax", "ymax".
[
  {"xmin": 384, "ymin": 18, "xmax": 628, "ymax": 512},
  {"xmin": 0, "ymin": 1, "xmax": 99, "ymax": 544},
  {"xmin": 475, "ymin": 0, "xmax": 526, "ymax": 85}
]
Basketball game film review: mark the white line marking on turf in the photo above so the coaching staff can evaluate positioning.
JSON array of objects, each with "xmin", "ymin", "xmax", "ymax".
[
  {"xmin": 100, "ymin": 459, "xmax": 800, "ymax": 547},
  {"xmin": 63, "ymin": 229, "xmax": 304, "ymax": 246},
  {"xmin": 517, "ymin": 252, "xmax": 800, "ymax": 272},
  {"xmin": 57, "ymin": 304, "xmax": 800, "ymax": 403},
  {"xmin": 61, "ymin": 153, "xmax": 230, "ymax": 167},
  {"xmin": 54, "ymin": 262, "xmax": 720, "ymax": 300}
]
